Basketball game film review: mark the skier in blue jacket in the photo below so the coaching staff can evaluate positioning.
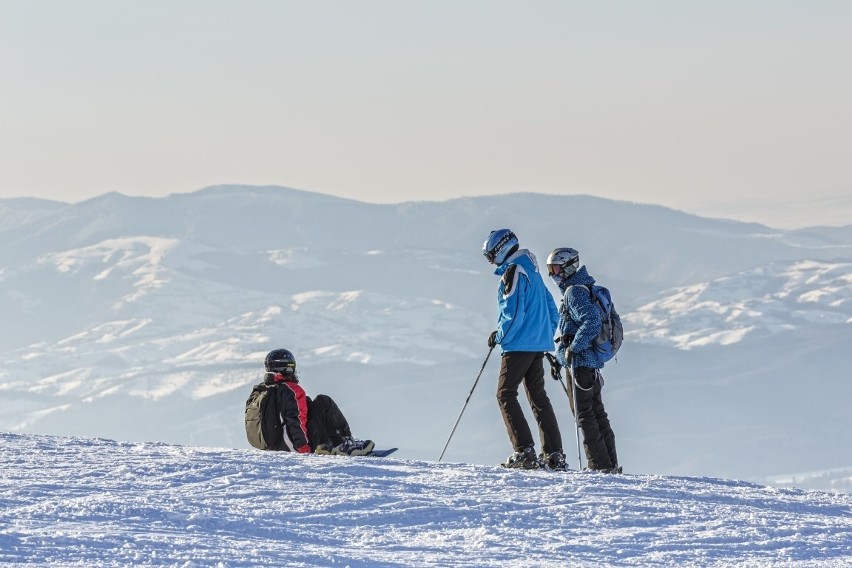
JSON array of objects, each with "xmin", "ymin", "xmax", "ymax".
[
  {"xmin": 547, "ymin": 247, "xmax": 620, "ymax": 473},
  {"xmin": 482, "ymin": 229, "xmax": 566, "ymax": 470}
]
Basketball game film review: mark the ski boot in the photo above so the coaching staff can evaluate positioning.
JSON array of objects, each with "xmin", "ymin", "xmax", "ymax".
[
  {"xmin": 540, "ymin": 450, "xmax": 569, "ymax": 471},
  {"xmin": 501, "ymin": 446, "xmax": 541, "ymax": 469},
  {"xmin": 331, "ymin": 436, "xmax": 375, "ymax": 456}
]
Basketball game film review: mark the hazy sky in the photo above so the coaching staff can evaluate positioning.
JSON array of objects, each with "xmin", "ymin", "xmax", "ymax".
[{"xmin": 1, "ymin": 1, "xmax": 850, "ymax": 227}]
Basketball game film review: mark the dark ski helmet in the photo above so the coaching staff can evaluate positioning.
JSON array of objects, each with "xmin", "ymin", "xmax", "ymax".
[
  {"xmin": 265, "ymin": 348, "xmax": 296, "ymax": 376},
  {"xmin": 482, "ymin": 229, "xmax": 519, "ymax": 265},
  {"xmin": 546, "ymin": 247, "xmax": 580, "ymax": 286}
]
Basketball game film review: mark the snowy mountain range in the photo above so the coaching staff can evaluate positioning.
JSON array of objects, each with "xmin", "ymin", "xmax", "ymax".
[
  {"xmin": 1, "ymin": 185, "xmax": 850, "ymax": 492},
  {"xmin": 3, "ymin": 431, "xmax": 851, "ymax": 567}
]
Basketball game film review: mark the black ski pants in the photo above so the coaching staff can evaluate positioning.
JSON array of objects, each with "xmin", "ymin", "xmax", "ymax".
[
  {"xmin": 496, "ymin": 351, "xmax": 563, "ymax": 455},
  {"xmin": 567, "ymin": 367, "xmax": 618, "ymax": 470},
  {"xmin": 306, "ymin": 394, "xmax": 352, "ymax": 449}
]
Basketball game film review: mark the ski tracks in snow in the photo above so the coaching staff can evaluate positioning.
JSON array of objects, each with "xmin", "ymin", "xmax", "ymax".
[{"xmin": 1, "ymin": 433, "xmax": 851, "ymax": 567}]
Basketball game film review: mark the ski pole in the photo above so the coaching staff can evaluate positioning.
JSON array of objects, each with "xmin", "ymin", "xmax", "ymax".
[
  {"xmin": 566, "ymin": 364, "xmax": 583, "ymax": 470},
  {"xmin": 546, "ymin": 353, "xmax": 583, "ymax": 470},
  {"xmin": 438, "ymin": 345, "xmax": 495, "ymax": 462}
]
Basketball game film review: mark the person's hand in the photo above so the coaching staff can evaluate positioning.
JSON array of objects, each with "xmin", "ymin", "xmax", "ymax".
[
  {"xmin": 544, "ymin": 353, "xmax": 562, "ymax": 381},
  {"xmin": 296, "ymin": 444, "xmax": 311, "ymax": 454},
  {"xmin": 555, "ymin": 348, "xmax": 572, "ymax": 368},
  {"xmin": 487, "ymin": 331, "xmax": 498, "ymax": 348}
]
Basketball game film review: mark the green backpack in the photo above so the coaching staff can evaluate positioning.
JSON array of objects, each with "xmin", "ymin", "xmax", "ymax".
[{"xmin": 245, "ymin": 383, "xmax": 287, "ymax": 451}]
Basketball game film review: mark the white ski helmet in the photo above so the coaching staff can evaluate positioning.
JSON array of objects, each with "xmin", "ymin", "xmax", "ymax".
[{"xmin": 546, "ymin": 247, "xmax": 579, "ymax": 283}]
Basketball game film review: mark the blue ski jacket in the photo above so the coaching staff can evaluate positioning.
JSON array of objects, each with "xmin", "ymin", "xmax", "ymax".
[
  {"xmin": 492, "ymin": 249, "xmax": 559, "ymax": 353},
  {"xmin": 556, "ymin": 265, "xmax": 604, "ymax": 369}
]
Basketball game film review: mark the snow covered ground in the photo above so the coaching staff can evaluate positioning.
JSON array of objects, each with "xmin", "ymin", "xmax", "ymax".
[{"xmin": 1, "ymin": 432, "xmax": 850, "ymax": 567}]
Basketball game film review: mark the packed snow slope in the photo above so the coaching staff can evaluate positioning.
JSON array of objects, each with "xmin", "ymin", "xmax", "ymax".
[
  {"xmin": 1, "ymin": 433, "xmax": 850, "ymax": 568},
  {"xmin": 1, "ymin": 186, "xmax": 851, "ymax": 491}
]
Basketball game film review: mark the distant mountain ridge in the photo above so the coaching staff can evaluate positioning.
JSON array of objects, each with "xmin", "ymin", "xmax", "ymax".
[
  {"xmin": 2, "ymin": 187, "xmax": 848, "ymax": 301},
  {"xmin": 1, "ymin": 185, "xmax": 850, "ymax": 491}
]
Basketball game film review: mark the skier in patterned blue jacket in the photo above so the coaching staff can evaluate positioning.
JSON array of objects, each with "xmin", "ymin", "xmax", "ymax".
[
  {"xmin": 482, "ymin": 229, "xmax": 566, "ymax": 470},
  {"xmin": 547, "ymin": 247, "xmax": 620, "ymax": 472}
]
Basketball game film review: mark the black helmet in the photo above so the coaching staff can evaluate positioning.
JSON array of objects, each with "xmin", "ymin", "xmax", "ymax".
[{"xmin": 265, "ymin": 348, "xmax": 296, "ymax": 376}]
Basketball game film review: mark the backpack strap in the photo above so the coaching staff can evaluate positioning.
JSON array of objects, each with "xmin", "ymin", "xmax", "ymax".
[{"xmin": 563, "ymin": 283, "xmax": 594, "ymax": 307}]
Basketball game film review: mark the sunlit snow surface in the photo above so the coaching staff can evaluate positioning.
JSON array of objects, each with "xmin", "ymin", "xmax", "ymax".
[
  {"xmin": 1, "ymin": 433, "xmax": 850, "ymax": 567},
  {"xmin": 625, "ymin": 260, "xmax": 852, "ymax": 349}
]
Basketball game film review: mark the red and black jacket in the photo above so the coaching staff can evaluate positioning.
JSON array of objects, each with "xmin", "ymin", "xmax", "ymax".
[{"xmin": 266, "ymin": 373, "xmax": 311, "ymax": 453}]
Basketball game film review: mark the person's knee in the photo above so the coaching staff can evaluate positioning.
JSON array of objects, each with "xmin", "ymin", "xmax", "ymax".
[
  {"xmin": 576, "ymin": 400, "xmax": 595, "ymax": 420},
  {"xmin": 496, "ymin": 388, "xmax": 519, "ymax": 406},
  {"xmin": 312, "ymin": 394, "xmax": 334, "ymax": 410}
]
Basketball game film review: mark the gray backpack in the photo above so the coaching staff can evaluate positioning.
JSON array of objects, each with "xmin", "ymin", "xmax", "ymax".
[{"xmin": 244, "ymin": 384, "xmax": 286, "ymax": 450}]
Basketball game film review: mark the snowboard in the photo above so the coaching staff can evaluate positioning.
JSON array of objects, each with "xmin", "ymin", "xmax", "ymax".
[{"xmin": 368, "ymin": 448, "xmax": 398, "ymax": 457}]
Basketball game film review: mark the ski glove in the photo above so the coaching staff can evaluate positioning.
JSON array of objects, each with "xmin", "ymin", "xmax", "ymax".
[
  {"xmin": 544, "ymin": 353, "xmax": 562, "ymax": 381},
  {"xmin": 296, "ymin": 444, "xmax": 312, "ymax": 454},
  {"xmin": 555, "ymin": 347, "xmax": 572, "ymax": 368},
  {"xmin": 487, "ymin": 331, "xmax": 498, "ymax": 348}
]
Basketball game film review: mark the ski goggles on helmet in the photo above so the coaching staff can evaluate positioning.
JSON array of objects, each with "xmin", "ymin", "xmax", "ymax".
[
  {"xmin": 268, "ymin": 360, "xmax": 296, "ymax": 375},
  {"xmin": 547, "ymin": 263, "xmax": 564, "ymax": 276},
  {"xmin": 483, "ymin": 231, "xmax": 515, "ymax": 264}
]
